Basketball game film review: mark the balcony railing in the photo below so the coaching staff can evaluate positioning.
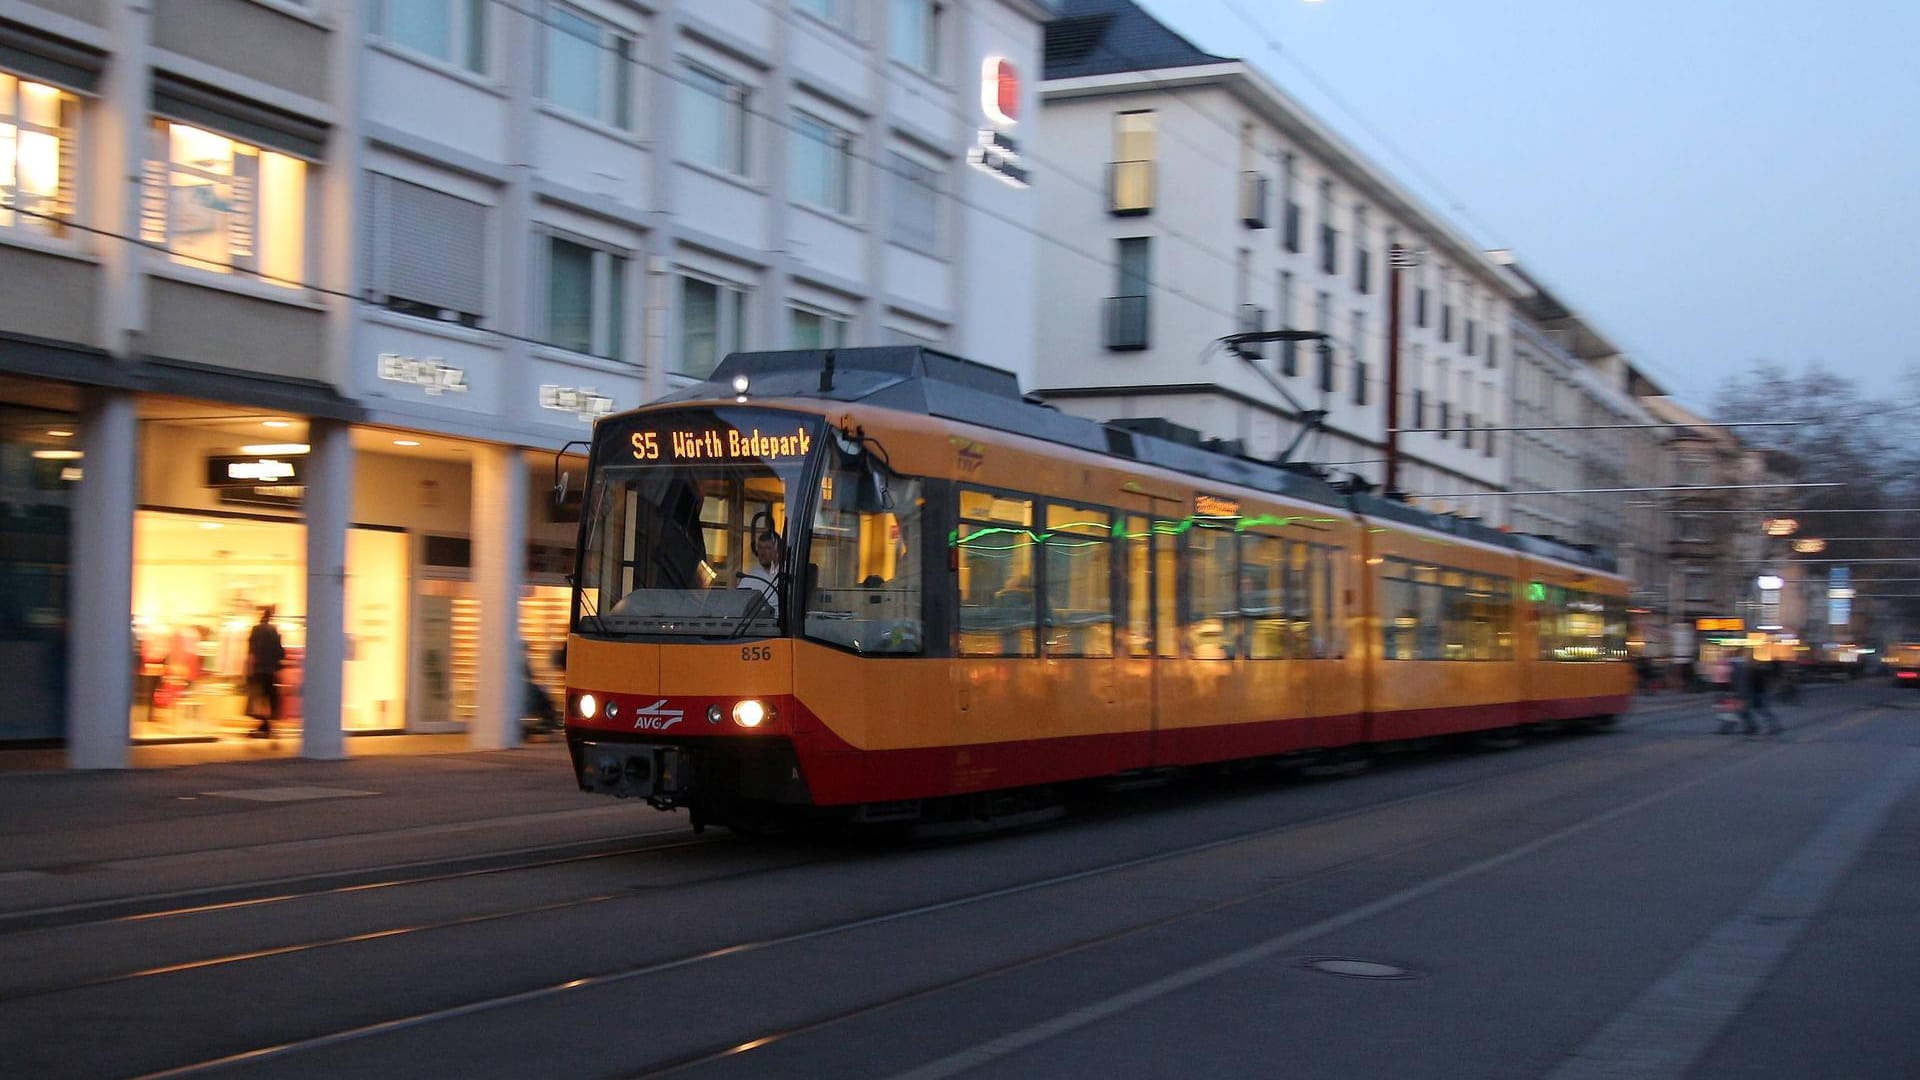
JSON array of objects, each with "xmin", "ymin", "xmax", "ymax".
[
  {"xmin": 1239, "ymin": 171, "xmax": 1270, "ymax": 229},
  {"xmin": 1107, "ymin": 160, "xmax": 1154, "ymax": 216},
  {"xmin": 1104, "ymin": 294, "xmax": 1150, "ymax": 350}
]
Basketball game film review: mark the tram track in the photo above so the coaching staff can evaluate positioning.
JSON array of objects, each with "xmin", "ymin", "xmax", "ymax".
[
  {"xmin": 0, "ymin": 826, "xmax": 714, "ymax": 937},
  {"xmin": 4, "ymin": 693, "xmax": 1890, "ymax": 1079},
  {"xmin": 116, "ymin": 705, "xmax": 1839, "ymax": 1080}
]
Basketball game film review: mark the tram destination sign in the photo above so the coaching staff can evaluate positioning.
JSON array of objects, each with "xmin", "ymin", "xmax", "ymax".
[{"xmin": 628, "ymin": 424, "xmax": 814, "ymax": 464}]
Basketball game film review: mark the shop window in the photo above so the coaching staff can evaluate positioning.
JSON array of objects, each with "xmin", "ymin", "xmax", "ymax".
[
  {"xmin": 141, "ymin": 120, "xmax": 308, "ymax": 286},
  {"xmin": 545, "ymin": 234, "xmax": 627, "ymax": 360},
  {"xmin": 0, "ymin": 72, "xmax": 76, "ymax": 236},
  {"xmin": 544, "ymin": 4, "xmax": 632, "ymax": 129}
]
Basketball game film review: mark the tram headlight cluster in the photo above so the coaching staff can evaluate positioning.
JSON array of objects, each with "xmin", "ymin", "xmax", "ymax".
[
  {"xmin": 577, "ymin": 693, "xmax": 598, "ymax": 720},
  {"xmin": 733, "ymin": 699, "xmax": 771, "ymax": 728}
]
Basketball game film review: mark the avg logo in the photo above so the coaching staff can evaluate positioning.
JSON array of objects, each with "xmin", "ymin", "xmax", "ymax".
[{"xmin": 983, "ymin": 57, "xmax": 1019, "ymax": 128}]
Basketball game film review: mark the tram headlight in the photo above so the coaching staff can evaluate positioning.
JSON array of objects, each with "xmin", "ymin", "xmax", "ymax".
[
  {"xmin": 732, "ymin": 699, "xmax": 770, "ymax": 728},
  {"xmin": 578, "ymin": 693, "xmax": 598, "ymax": 720}
]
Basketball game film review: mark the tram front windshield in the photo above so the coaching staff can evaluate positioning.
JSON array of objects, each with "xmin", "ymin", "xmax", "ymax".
[{"xmin": 576, "ymin": 409, "xmax": 821, "ymax": 639}]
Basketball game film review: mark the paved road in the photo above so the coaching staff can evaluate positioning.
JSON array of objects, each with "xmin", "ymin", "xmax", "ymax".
[{"xmin": 0, "ymin": 682, "xmax": 1915, "ymax": 1079}]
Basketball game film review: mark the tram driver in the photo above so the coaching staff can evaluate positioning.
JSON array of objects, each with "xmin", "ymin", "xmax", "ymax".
[{"xmin": 737, "ymin": 529, "xmax": 784, "ymax": 615}]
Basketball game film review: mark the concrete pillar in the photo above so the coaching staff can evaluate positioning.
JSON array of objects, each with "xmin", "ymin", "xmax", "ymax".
[
  {"xmin": 472, "ymin": 444, "xmax": 527, "ymax": 750},
  {"xmin": 66, "ymin": 388, "xmax": 137, "ymax": 769},
  {"xmin": 301, "ymin": 418, "xmax": 353, "ymax": 760}
]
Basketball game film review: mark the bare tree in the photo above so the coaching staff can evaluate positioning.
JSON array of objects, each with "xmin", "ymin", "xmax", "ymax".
[{"xmin": 1715, "ymin": 361, "xmax": 1920, "ymax": 640}]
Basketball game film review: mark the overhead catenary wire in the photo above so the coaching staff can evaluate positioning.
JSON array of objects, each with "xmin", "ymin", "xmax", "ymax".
[{"xmin": 1208, "ymin": 0, "xmax": 1713, "ymax": 405}]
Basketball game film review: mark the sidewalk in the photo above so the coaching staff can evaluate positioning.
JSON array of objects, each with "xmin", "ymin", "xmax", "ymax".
[
  {"xmin": 0, "ymin": 728, "xmax": 564, "ymax": 774},
  {"xmin": 0, "ymin": 737, "xmax": 656, "ymax": 920}
]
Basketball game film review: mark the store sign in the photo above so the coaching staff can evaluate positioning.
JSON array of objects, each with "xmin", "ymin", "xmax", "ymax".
[
  {"xmin": 378, "ymin": 353, "xmax": 469, "ymax": 395},
  {"xmin": 539, "ymin": 385, "xmax": 615, "ymax": 422},
  {"xmin": 206, "ymin": 454, "xmax": 305, "ymax": 488},
  {"xmin": 967, "ymin": 56, "xmax": 1030, "ymax": 188},
  {"xmin": 1695, "ymin": 617, "xmax": 1745, "ymax": 633}
]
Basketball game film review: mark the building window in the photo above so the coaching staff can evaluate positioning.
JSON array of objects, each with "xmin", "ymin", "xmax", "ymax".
[
  {"xmin": 363, "ymin": 173, "xmax": 487, "ymax": 325},
  {"xmin": 678, "ymin": 275, "xmax": 747, "ymax": 378},
  {"xmin": 889, "ymin": 0, "xmax": 942, "ymax": 74},
  {"xmin": 1106, "ymin": 236, "xmax": 1150, "ymax": 350},
  {"xmin": 1280, "ymin": 151, "xmax": 1300, "ymax": 252},
  {"xmin": 545, "ymin": 235, "xmax": 626, "ymax": 360},
  {"xmin": 0, "ymin": 73, "xmax": 75, "ymax": 236},
  {"xmin": 374, "ymin": 0, "xmax": 487, "ymax": 73},
  {"xmin": 790, "ymin": 305, "xmax": 848, "ymax": 348},
  {"xmin": 1109, "ymin": 110, "xmax": 1153, "ymax": 215},
  {"xmin": 795, "ymin": 0, "xmax": 854, "ymax": 31},
  {"xmin": 142, "ymin": 120, "xmax": 307, "ymax": 286},
  {"xmin": 680, "ymin": 63, "xmax": 749, "ymax": 176},
  {"xmin": 1350, "ymin": 311, "xmax": 1367, "ymax": 405},
  {"xmin": 1487, "ymin": 333, "xmax": 1499, "ymax": 368},
  {"xmin": 1313, "ymin": 290, "xmax": 1332, "ymax": 391},
  {"xmin": 1278, "ymin": 271, "xmax": 1297, "ymax": 375},
  {"xmin": 1317, "ymin": 179, "xmax": 1337, "ymax": 275},
  {"xmin": 791, "ymin": 113, "xmax": 853, "ymax": 215},
  {"xmin": 888, "ymin": 151, "xmax": 940, "ymax": 251},
  {"xmin": 544, "ymin": 4, "xmax": 632, "ymax": 129}
]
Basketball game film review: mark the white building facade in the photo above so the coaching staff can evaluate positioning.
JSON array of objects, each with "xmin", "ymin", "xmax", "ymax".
[
  {"xmin": 0, "ymin": 0, "xmax": 1048, "ymax": 765},
  {"xmin": 1030, "ymin": 0, "xmax": 1511, "ymax": 519}
]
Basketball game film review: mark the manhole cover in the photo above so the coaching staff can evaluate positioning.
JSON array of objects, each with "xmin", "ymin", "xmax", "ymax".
[{"xmin": 1303, "ymin": 957, "xmax": 1414, "ymax": 980}]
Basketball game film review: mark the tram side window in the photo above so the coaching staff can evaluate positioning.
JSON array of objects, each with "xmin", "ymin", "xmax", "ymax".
[
  {"xmin": 1241, "ymin": 534, "xmax": 1286, "ymax": 659},
  {"xmin": 1536, "ymin": 585, "xmax": 1564, "ymax": 660},
  {"xmin": 1414, "ymin": 564, "xmax": 1444, "ymax": 659},
  {"xmin": 1186, "ymin": 524, "xmax": 1238, "ymax": 659},
  {"xmin": 1154, "ymin": 519, "xmax": 1180, "ymax": 659},
  {"xmin": 1286, "ymin": 540, "xmax": 1313, "ymax": 658},
  {"xmin": 1606, "ymin": 597, "xmax": 1628, "ymax": 658},
  {"xmin": 956, "ymin": 488, "xmax": 1037, "ymax": 657},
  {"xmin": 802, "ymin": 458, "xmax": 925, "ymax": 654},
  {"xmin": 1124, "ymin": 515, "xmax": 1153, "ymax": 657},
  {"xmin": 1044, "ymin": 502, "xmax": 1115, "ymax": 657},
  {"xmin": 1381, "ymin": 560, "xmax": 1417, "ymax": 660}
]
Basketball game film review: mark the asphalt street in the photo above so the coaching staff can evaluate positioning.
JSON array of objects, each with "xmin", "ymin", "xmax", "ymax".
[{"xmin": 0, "ymin": 680, "xmax": 1915, "ymax": 1079}]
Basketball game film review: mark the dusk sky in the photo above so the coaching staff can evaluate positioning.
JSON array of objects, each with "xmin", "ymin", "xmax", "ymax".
[{"xmin": 1137, "ymin": 0, "xmax": 1920, "ymax": 414}]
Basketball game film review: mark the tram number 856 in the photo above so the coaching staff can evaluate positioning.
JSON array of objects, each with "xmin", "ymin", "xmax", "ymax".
[{"xmin": 741, "ymin": 646, "xmax": 773, "ymax": 662}]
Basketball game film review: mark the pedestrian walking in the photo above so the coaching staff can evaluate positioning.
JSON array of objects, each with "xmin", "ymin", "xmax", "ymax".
[
  {"xmin": 1738, "ymin": 650, "xmax": 1781, "ymax": 736},
  {"xmin": 245, "ymin": 606, "xmax": 285, "ymax": 737}
]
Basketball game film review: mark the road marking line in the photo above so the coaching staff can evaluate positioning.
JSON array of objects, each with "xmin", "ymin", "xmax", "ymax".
[
  {"xmin": 1547, "ymin": 751, "xmax": 1920, "ymax": 1080},
  {"xmin": 884, "ymin": 759, "xmax": 1757, "ymax": 1080}
]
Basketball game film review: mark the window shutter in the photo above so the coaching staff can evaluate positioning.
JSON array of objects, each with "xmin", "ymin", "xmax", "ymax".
[{"xmin": 371, "ymin": 174, "xmax": 488, "ymax": 321}]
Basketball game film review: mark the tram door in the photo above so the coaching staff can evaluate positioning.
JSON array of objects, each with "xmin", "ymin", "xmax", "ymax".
[{"xmin": 1122, "ymin": 512, "xmax": 1176, "ymax": 763}]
